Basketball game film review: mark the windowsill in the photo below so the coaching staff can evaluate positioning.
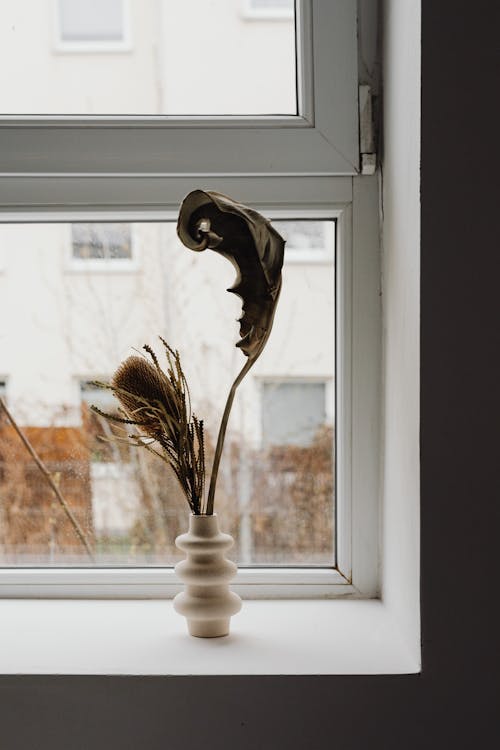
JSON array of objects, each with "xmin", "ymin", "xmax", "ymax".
[
  {"xmin": 53, "ymin": 42, "xmax": 133, "ymax": 55},
  {"xmin": 65, "ymin": 260, "xmax": 139, "ymax": 274},
  {"xmin": 0, "ymin": 599, "xmax": 420, "ymax": 675}
]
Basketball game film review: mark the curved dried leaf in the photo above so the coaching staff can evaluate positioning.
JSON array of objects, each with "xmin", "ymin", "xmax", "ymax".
[{"xmin": 177, "ymin": 190, "xmax": 285, "ymax": 360}]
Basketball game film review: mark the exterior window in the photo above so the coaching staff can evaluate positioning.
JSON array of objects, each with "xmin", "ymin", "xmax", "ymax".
[
  {"xmin": 80, "ymin": 381, "xmax": 140, "ymax": 553},
  {"xmin": 253, "ymin": 379, "xmax": 334, "ymax": 565},
  {"xmin": 273, "ymin": 219, "xmax": 335, "ymax": 263},
  {"xmin": 80, "ymin": 380, "xmax": 118, "ymax": 463},
  {"xmin": 80, "ymin": 380, "xmax": 115, "ymax": 413},
  {"xmin": 56, "ymin": 0, "xmax": 128, "ymax": 48},
  {"xmin": 244, "ymin": 0, "xmax": 295, "ymax": 20},
  {"xmin": 71, "ymin": 223, "xmax": 132, "ymax": 262},
  {"xmin": 261, "ymin": 380, "xmax": 328, "ymax": 448}
]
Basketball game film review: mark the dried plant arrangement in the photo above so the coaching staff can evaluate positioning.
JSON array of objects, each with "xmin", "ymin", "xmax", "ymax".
[
  {"xmin": 91, "ymin": 193, "xmax": 284, "ymax": 636},
  {"xmin": 91, "ymin": 339, "xmax": 206, "ymax": 515},
  {"xmin": 93, "ymin": 192, "xmax": 284, "ymax": 519}
]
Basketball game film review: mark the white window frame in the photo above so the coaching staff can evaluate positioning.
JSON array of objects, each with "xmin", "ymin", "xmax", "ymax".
[
  {"xmin": 0, "ymin": 1, "xmax": 381, "ymax": 601},
  {"xmin": 0, "ymin": 2, "xmax": 359, "ymax": 185},
  {"xmin": 0, "ymin": 177, "xmax": 381, "ymax": 599},
  {"xmin": 53, "ymin": 0, "xmax": 132, "ymax": 54}
]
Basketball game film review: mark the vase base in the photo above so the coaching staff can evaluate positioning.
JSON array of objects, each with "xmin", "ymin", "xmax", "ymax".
[{"xmin": 187, "ymin": 618, "xmax": 230, "ymax": 638}]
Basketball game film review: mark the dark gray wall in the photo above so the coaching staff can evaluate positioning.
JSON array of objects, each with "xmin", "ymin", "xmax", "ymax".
[{"xmin": 1, "ymin": 2, "xmax": 498, "ymax": 748}]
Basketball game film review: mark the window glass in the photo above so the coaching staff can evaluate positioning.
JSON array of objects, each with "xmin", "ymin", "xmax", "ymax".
[
  {"xmin": 0, "ymin": 218, "xmax": 334, "ymax": 566},
  {"xmin": 80, "ymin": 381, "xmax": 120, "ymax": 463},
  {"xmin": 261, "ymin": 381, "xmax": 326, "ymax": 447},
  {"xmin": 58, "ymin": 0, "xmax": 124, "ymax": 42},
  {"xmin": 72, "ymin": 224, "xmax": 132, "ymax": 261},
  {"xmin": 0, "ymin": 0, "xmax": 296, "ymax": 115},
  {"xmin": 248, "ymin": 0, "xmax": 294, "ymax": 14},
  {"xmin": 273, "ymin": 219, "xmax": 334, "ymax": 262},
  {"xmin": 273, "ymin": 221, "xmax": 324, "ymax": 251}
]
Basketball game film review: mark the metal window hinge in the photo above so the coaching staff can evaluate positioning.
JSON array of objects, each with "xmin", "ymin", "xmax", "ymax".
[{"xmin": 359, "ymin": 85, "xmax": 377, "ymax": 175}]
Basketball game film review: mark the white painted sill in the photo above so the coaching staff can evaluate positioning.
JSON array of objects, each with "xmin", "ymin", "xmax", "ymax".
[
  {"xmin": 0, "ymin": 598, "xmax": 420, "ymax": 675},
  {"xmin": 0, "ymin": 567, "xmax": 351, "ymax": 599},
  {"xmin": 65, "ymin": 259, "xmax": 139, "ymax": 274},
  {"xmin": 53, "ymin": 41, "xmax": 133, "ymax": 54}
]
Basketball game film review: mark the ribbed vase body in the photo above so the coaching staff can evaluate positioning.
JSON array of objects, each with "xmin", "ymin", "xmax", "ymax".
[{"xmin": 173, "ymin": 514, "xmax": 242, "ymax": 637}]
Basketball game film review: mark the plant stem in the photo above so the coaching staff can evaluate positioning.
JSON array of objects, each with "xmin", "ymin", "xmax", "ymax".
[
  {"xmin": 206, "ymin": 280, "xmax": 283, "ymax": 516},
  {"xmin": 206, "ymin": 356, "xmax": 255, "ymax": 515},
  {"xmin": 0, "ymin": 397, "xmax": 95, "ymax": 561}
]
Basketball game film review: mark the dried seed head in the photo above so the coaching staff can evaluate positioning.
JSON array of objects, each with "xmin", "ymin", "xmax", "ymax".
[
  {"xmin": 111, "ymin": 355, "xmax": 176, "ymax": 440},
  {"xmin": 93, "ymin": 341, "xmax": 206, "ymax": 514}
]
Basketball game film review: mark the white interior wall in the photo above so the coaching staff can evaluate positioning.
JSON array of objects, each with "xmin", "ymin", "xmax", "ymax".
[{"xmin": 381, "ymin": 0, "xmax": 421, "ymax": 655}]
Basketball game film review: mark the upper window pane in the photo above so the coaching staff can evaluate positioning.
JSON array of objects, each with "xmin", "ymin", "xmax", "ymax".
[{"xmin": 1, "ymin": 0, "xmax": 297, "ymax": 115}]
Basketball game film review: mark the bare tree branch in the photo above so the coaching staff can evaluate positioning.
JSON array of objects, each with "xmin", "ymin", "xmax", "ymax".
[{"xmin": 0, "ymin": 397, "xmax": 94, "ymax": 560}]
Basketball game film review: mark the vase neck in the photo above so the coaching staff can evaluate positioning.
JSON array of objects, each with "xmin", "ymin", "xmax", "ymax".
[{"xmin": 188, "ymin": 513, "xmax": 219, "ymax": 537}]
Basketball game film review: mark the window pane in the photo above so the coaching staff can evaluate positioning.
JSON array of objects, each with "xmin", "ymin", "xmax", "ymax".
[
  {"xmin": 0, "ymin": 0, "xmax": 297, "ymax": 115},
  {"xmin": 252, "ymin": 0, "xmax": 294, "ymax": 9},
  {"xmin": 72, "ymin": 224, "xmax": 132, "ymax": 260},
  {"xmin": 0, "ymin": 219, "xmax": 334, "ymax": 566},
  {"xmin": 273, "ymin": 220, "xmax": 325, "ymax": 252},
  {"xmin": 59, "ymin": 0, "xmax": 124, "ymax": 42},
  {"xmin": 262, "ymin": 381, "xmax": 326, "ymax": 447}
]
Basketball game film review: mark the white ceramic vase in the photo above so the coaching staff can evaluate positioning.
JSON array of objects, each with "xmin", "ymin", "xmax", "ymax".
[{"xmin": 173, "ymin": 514, "xmax": 242, "ymax": 637}]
